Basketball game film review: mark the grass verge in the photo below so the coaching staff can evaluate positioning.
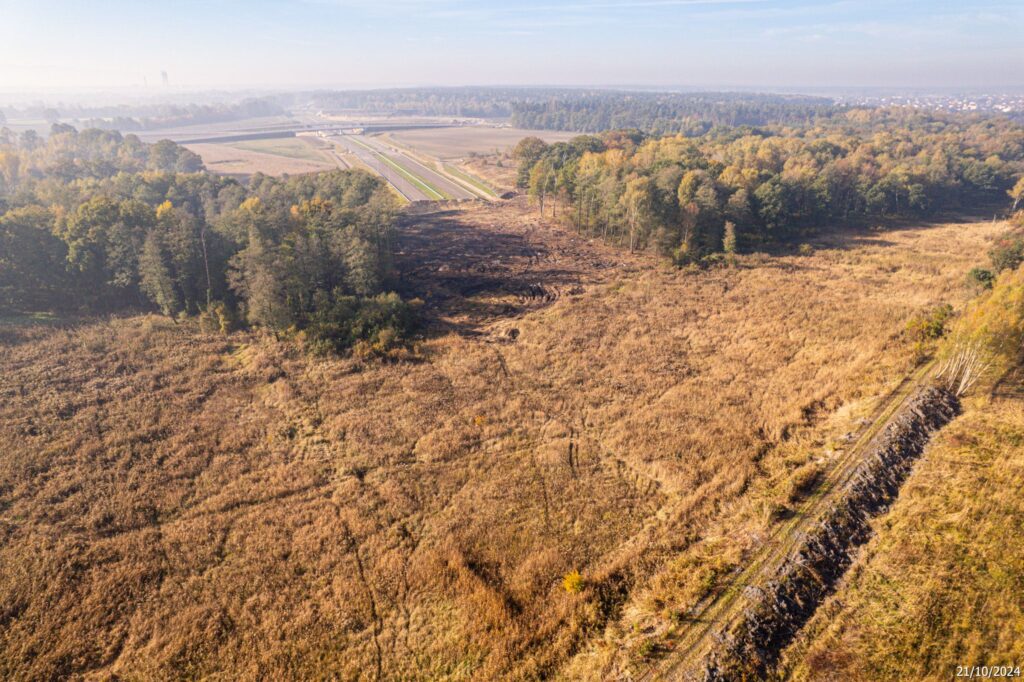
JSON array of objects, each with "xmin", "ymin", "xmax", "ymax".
[{"xmin": 443, "ymin": 164, "xmax": 498, "ymax": 198}]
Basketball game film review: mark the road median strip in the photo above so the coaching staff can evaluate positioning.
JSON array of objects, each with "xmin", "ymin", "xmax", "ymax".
[{"xmin": 347, "ymin": 136, "xmax": 449, "ymax": 200}]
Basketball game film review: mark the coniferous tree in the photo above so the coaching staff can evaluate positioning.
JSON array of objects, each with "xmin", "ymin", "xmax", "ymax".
[{"xmin": 139, "ymin": 230, "xmax": 181, "ymax": 318}]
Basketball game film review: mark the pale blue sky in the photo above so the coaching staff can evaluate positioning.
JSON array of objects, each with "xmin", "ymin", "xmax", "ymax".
[{"xmin": 0, "ymin": 0, "xmax": 1021, "ymax": 90}]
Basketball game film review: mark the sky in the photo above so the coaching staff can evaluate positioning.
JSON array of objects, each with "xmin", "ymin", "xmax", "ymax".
[{"xmin": 0, "ymin": 0, "xmax": 1022, "ymax": 93}]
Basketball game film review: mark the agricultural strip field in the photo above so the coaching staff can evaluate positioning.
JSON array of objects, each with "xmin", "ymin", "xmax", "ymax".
[
  {"xmin": 134, "ymin": 115, "xmax": 303, "ymax": 143},
  {"xmin": 385, "ymin": 126, "xmax": 577, "ymax": 159},
  {"xmin": 228, "ymin": 137, "xmax": 334, "ymax": 163},
  {"xmin": 183, "ymin": 141, "xmax": 337, "ymax": 177}
]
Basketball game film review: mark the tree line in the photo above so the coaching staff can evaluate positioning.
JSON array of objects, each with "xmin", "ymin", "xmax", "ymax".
[
  {"xmin": 513, "ymin": 109, "xmax": 1024, "ymax": 262},
  {"xmin": 0, "ymin": 98, "xmax": 284, "ymax": 133},
  {"xmin": 510, "ymin": 91, "xmax": 839, "ymax": 136},
  {"xmin": 270, "ymin": 88, "xmax": 837, "ymax": 130},
  {"xmin": 0, "ymin": 125, "xmax": 415, "ymax": 357}
]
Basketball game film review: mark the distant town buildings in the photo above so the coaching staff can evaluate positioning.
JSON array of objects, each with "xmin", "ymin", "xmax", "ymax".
[{"xmin": 835, "ymin": 92, "xmax": 1024, "ymax": 117}]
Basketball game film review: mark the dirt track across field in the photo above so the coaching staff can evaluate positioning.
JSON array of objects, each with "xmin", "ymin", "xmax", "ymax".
[{"xmin": 640, "ymin": 359, "xmax": 943, "ymax": 680}]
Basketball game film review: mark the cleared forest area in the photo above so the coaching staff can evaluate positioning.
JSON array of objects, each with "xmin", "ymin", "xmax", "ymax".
[{"xmin": 0, "ymin": 197, "xmax": 1004, "ymax": 680}]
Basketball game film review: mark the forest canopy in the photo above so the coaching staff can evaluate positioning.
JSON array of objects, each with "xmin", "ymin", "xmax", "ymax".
[
  {"xmin": 0, "ymin": 98, "xmax": 285, "ymax": 133},
  {"xmin": 509, "ymin": 90, "xmax": 839, "ymax": 136},
  {"xmin": 512, "ymin": 108, "xmax": 1024, "ymax": 262},
  {"xmin": 275, "ymin": 88, "xmax": 836, "ymax": 132},
  {"xmin": 0, "ymin": 125, "xmax": 414, "ymax": 356}
]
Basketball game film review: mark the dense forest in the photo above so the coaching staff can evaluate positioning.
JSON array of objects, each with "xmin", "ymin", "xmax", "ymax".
[
  {"xmin": 513, "ymin": 108, "xmax": 1024, "ymax": 262},
  {"xmin": 0, "ymin": 125, "xmax": 414, "ymax": 356},
  {"xmin": 285, "ymin": 88, "xmax": 836, "ymax": 129},
  {"xmin": 0, "ymin": 98, "xmax": 284, "ymax": 132},
  {"xmin": 510, "ymin": 91, "xmax": 839, "ymax": 135}
]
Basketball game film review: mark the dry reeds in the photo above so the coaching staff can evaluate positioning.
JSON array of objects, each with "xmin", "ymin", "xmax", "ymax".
[
  {"xmin": 936, "ymin": 341, "xmax": 993, "ymax": 396},
  {"xmin": 0, "ymin": 205, "xmax": 1005, "ymax": 681}
]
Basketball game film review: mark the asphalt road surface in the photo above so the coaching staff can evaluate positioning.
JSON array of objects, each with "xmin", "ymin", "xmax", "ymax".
[
  {"xmin": 328, "ymin": 135, "xmax": 430, "ymax": 201},
  {"xmin": 355, "ymin": 135, "xmax": 479, "ymax": 200}
]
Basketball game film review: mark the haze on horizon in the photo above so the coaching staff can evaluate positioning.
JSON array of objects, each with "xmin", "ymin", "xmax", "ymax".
[{"xmin": 0, "ymin": 0, "xmax": 1022, "ymax": 95}]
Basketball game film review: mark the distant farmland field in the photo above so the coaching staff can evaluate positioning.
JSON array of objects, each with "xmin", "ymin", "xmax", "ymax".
[
  {"xmin": 133, "ymin": 115, "xmax": 300, "ymax": 143},
  {"xmin": 184, "ymin": 141, "xmax": 337, "ymax": 176},
  {"xmin": 385, "ymin": 126, "xmax": 577, "ymax": 159},
  {"xmin": 229, "ymin": 137, "xmax": 333, "ymax": 162}
]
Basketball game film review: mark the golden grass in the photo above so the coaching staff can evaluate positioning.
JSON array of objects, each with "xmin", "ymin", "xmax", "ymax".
[
  {"xmin": 0, "ymin": 204, "xmax": 1008, "ymax": 680},
  {"xmin": 779, "ymin": 387, "xmax": 1024, "ymax": 681},
  {"xmin": 461, "ymin": 155, "xmax": 518, "ymax": 193}
]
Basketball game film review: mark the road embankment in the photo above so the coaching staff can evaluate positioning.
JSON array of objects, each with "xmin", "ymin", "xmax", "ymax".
[{"xmin": 698, "ymin": 386, "xmax": 960, "ymax": 680}]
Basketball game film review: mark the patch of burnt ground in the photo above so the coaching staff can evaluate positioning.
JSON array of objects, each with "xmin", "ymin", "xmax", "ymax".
[{"xmin": 700, "ymin": 386, "xmax": 960, "ymax": 681}]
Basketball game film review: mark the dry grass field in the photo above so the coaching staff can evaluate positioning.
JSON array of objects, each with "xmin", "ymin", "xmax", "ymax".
[
  {"xmin": 776, "ymin": 281, "xmax": 1024, "ymax": 681},
  {"xmin": 185, "ymin": 140, "xmax": 337, "ymax": 177},
  {"xmin": 0, "ymin": 199, "xmax": 1006, "ymax": 680},
  {"xmin": 458, "ymin": 155, "xmax": 518, "ymax": 193},
  {"xmin": 778, "ymin": 390, "xmax": 1024, "ymax": 681}
]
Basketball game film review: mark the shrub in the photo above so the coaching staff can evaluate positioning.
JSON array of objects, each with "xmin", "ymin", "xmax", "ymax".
[
  {"xmin": 723, "ymin": 221, "xmax": 738, "ymax": 256},
  {"xmin": 786, "ymin": 461, "xmax": 822, "ymax": 503},
  {"xmin": 989, "ymin": 235, "xmax": 1024, "ymax": 273},
  {"xmin": 701, "ymin": 252, "xmax": 726, "ymax": 268},
  {"xmin": 305, "ymin": 292, "xmax": 420, "ymax": 357},
  {"xmin": 905, "ymin": 303, "xmax": 955, "ymax": 362},
  {"xmin": 672, "ymin": 243, "xmax": 695, "ymax": 266},
  {"xmin": 562, "ymin": 570, "xmax": 585, "ymax": 594},
  {"xmin": 798, "ymin": 243, "xmax": 814, "ymax": 256},
  {"xmin": 967, "ymin": 267, "xmax": 995, "ymax": 290},
  {"xmin": 198, "ymin": 301, "xmax": 239, "ymax": 334},
  {"xmin": 634, "ymin": 638, "xmax": 657, "ymax": 658},
  {"xmin": 906, "ymin": 304, "xmax": 954, "ymax": 343}
]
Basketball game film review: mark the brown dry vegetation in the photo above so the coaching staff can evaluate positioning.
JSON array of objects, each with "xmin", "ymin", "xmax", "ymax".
[
  {"xmin": 0, "ymin": 199, "xmax": 1007, "ymax": 680},
  {"xmin": 779, "ymin": 380, "xmax": 1024, "ymax": 681},
  {"xmin": 459, "ymin": 155, "xmax": 517, "ymax": 194},
  {"xmin": 774, "ymin": 270, "xmax": 1024, "ymax": 681}
]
